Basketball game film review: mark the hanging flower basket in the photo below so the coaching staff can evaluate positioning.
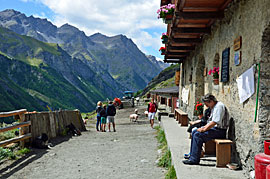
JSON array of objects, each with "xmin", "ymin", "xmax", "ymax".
[
  {"xmin": 159, "ymin": 47, "xmax": 166, "ymax": 55},
  {"xmin": 161, "ymin": 33, "xmax": 168, "ymax": 44},
  {"xmin": 157, "ymin": 4, "xmax": 175, "ymax": 24}
]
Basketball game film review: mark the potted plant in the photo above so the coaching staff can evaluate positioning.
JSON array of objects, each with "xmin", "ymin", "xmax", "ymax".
[
  {"xmin": 159, "ymin": 47, "xmax": 166, "ymax": 55},
  {"xmin": 157, "ymin": 3, "xmax": 175, "ymax": 24},
  {"xmin": 194, "ymin": 101, "xmax": 204, "ymax": 118},
  {"xmin": 208, "ymin": 67, "xmax": 219, "ymax": 85},
  {"xmin": 161, "ymin": 33, "xmax": 168, "ymax": 44}
]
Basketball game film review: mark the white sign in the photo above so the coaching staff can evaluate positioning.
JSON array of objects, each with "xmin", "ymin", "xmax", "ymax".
[
  {"xmin": 236, "ymin": 66, "xmax": 255, "ymax": 103},
  {"xmin": 181, "ymin": 88, "xmax": 190, "ymax": 104}
]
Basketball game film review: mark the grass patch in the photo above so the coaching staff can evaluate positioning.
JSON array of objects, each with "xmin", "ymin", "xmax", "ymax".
[
  {"xmin": 166, "ymin": 165, "xmax": 177, "ymax": 179},
  {"xmin": 0, "ymin": 147, "xmax": 31, "ymax": 161},
  {"xmin": 155, "ymin": 126, "xmax": 177, "ymax": 179}
]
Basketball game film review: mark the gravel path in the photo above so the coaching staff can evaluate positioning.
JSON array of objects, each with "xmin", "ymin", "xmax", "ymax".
[{"xmin": 0, "ymin": 106, "xmax": 165, "ymax": 179}]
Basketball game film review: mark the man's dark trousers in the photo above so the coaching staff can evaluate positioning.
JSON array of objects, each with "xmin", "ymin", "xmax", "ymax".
[{"xmin": 189, "ymin": 127, "xmax": 226, "ymax": 163}]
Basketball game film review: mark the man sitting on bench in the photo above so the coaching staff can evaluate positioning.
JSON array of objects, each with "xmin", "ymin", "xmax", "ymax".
[{"xmin": 182, "ymin": 93, "xmax": 229, "ymax": 165}]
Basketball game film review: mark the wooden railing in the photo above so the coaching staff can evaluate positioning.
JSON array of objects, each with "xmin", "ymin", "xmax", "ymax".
[{"xmin": 0, "ymin": 109, "xmax": 31, "ymax": 148}]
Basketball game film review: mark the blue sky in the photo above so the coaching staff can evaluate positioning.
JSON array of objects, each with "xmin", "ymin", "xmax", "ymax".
[{"xmin": 0, "ymin": 0, "xmax": 167, "ymax": 60}]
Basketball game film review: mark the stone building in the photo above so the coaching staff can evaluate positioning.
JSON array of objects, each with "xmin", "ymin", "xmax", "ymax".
[
  {"xmin": 150, "ymin": 86, "xmax": 179, "ymax": 113},
  {"xmin": 159, "ymin": 0, "xmax": 270, "ymax": 177}
]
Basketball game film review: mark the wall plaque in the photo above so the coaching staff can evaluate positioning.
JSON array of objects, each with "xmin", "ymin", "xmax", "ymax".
[
  {"xmin": 221, "ymin": 48, "xmax": 230, "ymax": 82},
  {"xmin": 234, "ymin": 51, "xmax": 241, "ymax": 66},
  {"xmin": 203, "ymin": 67, "xmax": 208, "ymax": 77},
  {"xmin": 234, "ymin": 36, "xmax": 242, "ymax": 51}
]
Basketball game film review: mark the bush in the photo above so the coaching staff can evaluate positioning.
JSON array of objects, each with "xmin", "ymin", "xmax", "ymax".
[
  {"xmin": 16, "ymin": 148, "xmax": 30, "ymax": 156},
  {"xmin": 0, "ymin": 147, "xmax": 16, "ymax": 160}
]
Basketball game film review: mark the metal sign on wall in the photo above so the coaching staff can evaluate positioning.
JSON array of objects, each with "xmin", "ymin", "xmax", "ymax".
[{"xmin": 221, "ymin": 48, "xmax": 230, "ymax": 82}]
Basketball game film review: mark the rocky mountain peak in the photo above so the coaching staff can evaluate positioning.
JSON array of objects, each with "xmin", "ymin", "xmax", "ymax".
[{"xmin": 0, "ymin": 9, "xmax": 22, "ymax": 17}]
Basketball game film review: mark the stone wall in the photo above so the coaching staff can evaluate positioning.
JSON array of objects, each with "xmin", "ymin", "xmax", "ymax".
[{"xmin": 178, "ymin": 0, "xmax": 270, "ymax": 177}]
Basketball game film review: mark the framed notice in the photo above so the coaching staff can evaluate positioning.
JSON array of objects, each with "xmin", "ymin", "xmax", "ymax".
[
  {"xmin": 234, "ymin": 36, "xmax": 242, "ymax": 51},
  {"xmin": 234, "ymin": 51, "xmax": 241, "ymax": 66},
  {"xmin": 221, "ymin": 48, "xmax": 230, "ymax": 82}
]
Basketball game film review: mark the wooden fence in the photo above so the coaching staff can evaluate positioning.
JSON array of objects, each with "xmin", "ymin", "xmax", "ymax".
[
  {"xmin": 0, "ymin": 109, "xmax": 31, "ymax": 147},
  {"xmin": 25, "ymin": 109, "xmax": 86, "ymax": 140},
  {"xmin": 0, "ymin": 109, "xmax": 86, "ymax": 147}
]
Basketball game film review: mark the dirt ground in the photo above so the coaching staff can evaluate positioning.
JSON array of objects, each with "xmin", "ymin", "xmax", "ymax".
[{"xmin": 0, "ymin": 105, "xmax": 166, "ymax": 179}]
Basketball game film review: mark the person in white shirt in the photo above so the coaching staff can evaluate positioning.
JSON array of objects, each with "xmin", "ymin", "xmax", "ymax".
[{"xmin": 183, "ymin": 93, "xmax": 229, "ymax": 165}]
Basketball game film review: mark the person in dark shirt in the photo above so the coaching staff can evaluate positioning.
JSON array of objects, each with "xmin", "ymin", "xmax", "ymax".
[
  {"xmin": 106, "ymin": 101, "xmax": 117, "ymax": 132},
  {"xmin": 187, "ymin": 108, "xmax": 211, "ymax": 133}
]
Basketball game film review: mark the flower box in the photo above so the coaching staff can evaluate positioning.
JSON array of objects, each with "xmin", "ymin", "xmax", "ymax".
[
  {"xmin": 208, "ymin": 67, "xmax": 219, "ymax": 85},
  {"xmin": 159, "ymin": 47, "xmax": 166, "ymax": 55},
  {"xmin": 213, "ymin": 78, "xmax": 219, "ymax": 85},
  {"xmin": 161, "ymin": 33, "xmax": 168, "ymax": 44},
  {"xmin": 157, "ymin": 4, "xmax": 175, "ymax": 24}
]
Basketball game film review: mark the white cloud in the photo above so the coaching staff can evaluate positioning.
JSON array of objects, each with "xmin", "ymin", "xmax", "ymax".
[{"xmin": 36, "ymin": 0, "xmax": 166, "ymax": 56}]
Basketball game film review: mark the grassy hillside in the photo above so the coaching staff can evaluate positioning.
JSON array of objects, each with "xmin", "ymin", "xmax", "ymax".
[
  {"xmin": 140, "ymin": 64, "xmax": 180, "ymax": 96},
  {"xmin": 0, "ymin": 26, "xmax": 125, "ymax": 112}
]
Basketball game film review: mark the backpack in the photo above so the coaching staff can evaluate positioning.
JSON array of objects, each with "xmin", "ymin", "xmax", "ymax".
[{"xmin": 149, "ymin": 102, "xmax": 156, "ymax": 113}]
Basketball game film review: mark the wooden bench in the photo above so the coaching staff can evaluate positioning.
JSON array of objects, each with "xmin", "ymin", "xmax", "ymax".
[
  {"xmin": 174, "ymin": 109, "xmax": 188, "ymax": 126},
  {"xmin": 204, "ymin": 139, "xmax": 233, "ymax": 167}
]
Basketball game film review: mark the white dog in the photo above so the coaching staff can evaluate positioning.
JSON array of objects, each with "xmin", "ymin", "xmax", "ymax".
[{"xmin": 130, "ymin": 109, "xmax": 139, "ymax": 122}]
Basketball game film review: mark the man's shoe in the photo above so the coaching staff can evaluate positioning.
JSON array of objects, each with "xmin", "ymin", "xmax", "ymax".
[
  {"xmin": 182, "ymin": 159, "xmax": 199, "ymax": 165},
  {"xmin": 184, "ymin": 153, "xmax": 190, "ymax": 159}
]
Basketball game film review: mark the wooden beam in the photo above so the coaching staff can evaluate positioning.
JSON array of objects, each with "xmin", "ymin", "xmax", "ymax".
[
  {"xmin": 171, "ymin": 38, "xmax": 202, "ymax": 43},
  {"xmin": 166, "ymin": 52, "xmax": 190, "ymax": 56},
  {"xmin": 170, "ymin": 43, "xmax": 195, "ymax": 47},
  {"xmin": 182, "ymin": 7, "xmax": 219, "ymax": 12},
  {"xmin": 177, "ymin": 23, "xmax": 207, "ymax": 28},
  {"xmin": 165, "ymin": 54, "xmax": 187, "ymax": 58},
  {"xmin": 0, "ymin": 121, "xmax": 31, "ymax": 133},
  {"xmin": 0, "ymin": 109, "xmax": 27, "ymax": 118},
  {"xmin": 172, "ymin": 27, "xmax": 211, "ymax": 34},
  {"xmin": 172, "ymin": 33, "xmax": 200, "ymax": 38},
  {"xmin": 168, "ymin": 49, "xmax": 191, "ymax": 53},
  {"xmin": 0, "ymin": 133, "xmax": 31, "ymax": 147},
  {"xmin": 167, "ymin": 46, "xmax": 195, "ymax": 50},
  {"xmin": 176, "ymin": 11, "xmax": 224, "ymax": 20},
  {"xmin": 164, "ymin": 59, "xmax": 184, "ymax": 63}
]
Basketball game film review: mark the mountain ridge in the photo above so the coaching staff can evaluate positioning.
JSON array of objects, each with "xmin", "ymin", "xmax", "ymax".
[{"xmin": 0, "ymin": 9, "xmax": 168, "ymax": 112}]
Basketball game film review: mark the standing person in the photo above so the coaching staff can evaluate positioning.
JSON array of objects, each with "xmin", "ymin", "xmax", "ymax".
[
  {"xmin": 147, "ymin": 98, "xmax": 158, "ymax": 129},
  {"xmin": 106, "ymin": 101, "xmax": 116, "ymax": 132},
  {"xmin": 96, "ymin": 101, "xmax": 102, "ymax": 132},
  {"xmin": 182, "ymin": 93, "xmax": 229, "ymax": 165},
  {"xmin": 100, "ymin": 104, "xmax": 107, "ymax": 132}
]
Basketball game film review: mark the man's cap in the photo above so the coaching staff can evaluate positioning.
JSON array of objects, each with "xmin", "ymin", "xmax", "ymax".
[{"xmin": 202, "ymin": 93, "xmax": 217, "ymax": 102}]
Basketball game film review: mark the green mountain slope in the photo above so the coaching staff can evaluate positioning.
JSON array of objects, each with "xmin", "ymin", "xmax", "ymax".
[
  {"xmin": 140, "ymin": 64, "xmax": 180, "ymax": 96},
  {"xmin": 0, "ymin": 26, "xmax": 124, "ymax": 112},
  {"xmin": 0, "ymin": 54, "xmax": 95, "ymax": 112}
]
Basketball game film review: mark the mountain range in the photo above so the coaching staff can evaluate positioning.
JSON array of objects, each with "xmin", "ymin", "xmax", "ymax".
[{"xmin": 0, "ymin": 9, "xmax": 168, "ymax": 112}]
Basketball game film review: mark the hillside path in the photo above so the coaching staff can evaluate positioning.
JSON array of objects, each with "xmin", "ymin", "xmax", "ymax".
[{"xmin": 0, "ymin": 106, "xmax": 165, "ymax": 179}]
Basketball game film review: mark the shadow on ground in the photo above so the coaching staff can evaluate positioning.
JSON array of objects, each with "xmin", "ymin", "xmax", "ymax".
[{"xmin": 0, "ymin": 135, "xmax": 72, "ymax": 179}]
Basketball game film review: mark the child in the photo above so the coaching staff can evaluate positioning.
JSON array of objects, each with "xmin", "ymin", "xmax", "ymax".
[
  {"xmin": 96, "ymin": 101, "xmax": 103, "ymax": 131},
  {"xmin": 100, "ymin": 104, "xmax": 107, "ymax": 132}
]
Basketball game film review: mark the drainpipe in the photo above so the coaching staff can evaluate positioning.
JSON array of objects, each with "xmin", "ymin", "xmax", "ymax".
[{"xmin": 254, "ymin": 62, "xmax": 261, "ymax": 123}]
